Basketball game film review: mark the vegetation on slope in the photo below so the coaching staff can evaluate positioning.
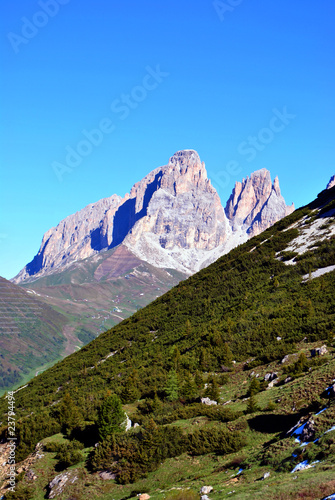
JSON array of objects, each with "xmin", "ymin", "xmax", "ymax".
[{"xmin": 0, "ymin": 186, "xmax": 334, "ymax": 498}]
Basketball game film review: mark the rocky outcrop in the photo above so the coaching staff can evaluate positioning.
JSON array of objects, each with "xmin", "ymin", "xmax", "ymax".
[
  {"xmin": 123, "ymin": 150, "xmax": 230, "ymax": 272},
  {"xmin": 13, "ymin": 151, "xmax": 293, "ymax": 282},
  {"xmin": 327, "ymin": 175, "xmax": 335, "ymax": 190},
  {"xmin": 225, "ymin": 169, "xmax": 294, "ymax": 236},
  {"xmin": 13, "ymin": 195, "xmax": 123, "ymax": 283}
]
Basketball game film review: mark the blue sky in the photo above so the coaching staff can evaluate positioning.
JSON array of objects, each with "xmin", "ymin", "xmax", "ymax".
[{"xmin": 1, "ymin": 0, "xmax": 334, "ymax": 279}]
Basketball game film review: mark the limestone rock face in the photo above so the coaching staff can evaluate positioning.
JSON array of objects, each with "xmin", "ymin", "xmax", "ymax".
[
  {"xmin": 124, "ymin": 150, "xmax": 229, "ymax": 253},
  {"xmin": 13, "ymin": 195, "xmax": 123, "ymax": 283},
  {"xmin": 13, "ymin": 151, "xmax": 293, "ymax": 282},
  {"xmin": 327, "ymin": 175, "xmax": 335, "ymax": 190},
  {"xmin": 225, "ymin": 169, "xmax": 294, "ymax": 236}
]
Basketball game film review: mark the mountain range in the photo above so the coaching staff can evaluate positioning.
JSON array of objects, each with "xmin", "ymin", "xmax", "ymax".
[{"xmin": 13, "ymin": 150, "xmax": 294, "ymax": 282}]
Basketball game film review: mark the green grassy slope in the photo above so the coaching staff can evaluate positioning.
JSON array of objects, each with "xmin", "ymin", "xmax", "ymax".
[
  {"xmin": 0, "ymin": 186, "xmax": 335, "ymax": 499},
  {"xmin": 0, "ymin": 277, "xmax": 67, "ymax": 395}
]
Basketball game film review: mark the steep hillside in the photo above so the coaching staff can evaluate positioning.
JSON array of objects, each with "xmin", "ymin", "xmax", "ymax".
[
  {"xmin": 0, "ymin": 277, "xmax": 67, "ymax": 395},
  {"xmin": 19, "ymin": 245, "xmax": 186, "ymax": 344},
  {"xmin": 0, "ymin": 185, "xmax": 334, "ymax": 499}
]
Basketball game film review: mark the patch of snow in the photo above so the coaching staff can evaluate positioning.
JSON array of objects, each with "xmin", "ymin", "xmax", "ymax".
[
  {"xmin": 291, "ymin": 460, "xmax": 319, "ymax": 473},
  {"xmin": 302, "ymin": 265, "xmax": 335, "ymax": 281},
  {"xmin": 278, "ymin": 213, "xmax": 335, "ymax": 264},
  {"xmin": 291, "ymin": 460, "xmax": 308, "ymax": 473}
]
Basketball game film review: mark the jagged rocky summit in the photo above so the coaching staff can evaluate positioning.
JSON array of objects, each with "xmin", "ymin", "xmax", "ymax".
[{"xmin": 13, "ymin": 150, "xmax": 294, "ymax": 282}]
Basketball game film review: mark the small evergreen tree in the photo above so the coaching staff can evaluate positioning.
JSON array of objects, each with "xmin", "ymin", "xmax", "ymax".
[
  {"xmin": 221, "ymin": 343, "xmax": 233, "ymax": 366},
  {"xmin": 194, "ymin": 370, "xmax": 204, "ymax": 389},
  {"xmin": 97, "ymin": 394, "xmax": 126, "ymax": 440},
  {"xmin": 165, "ymin": 370, "xmax": 179, "ymax": 401},
  {"xmin": 120, "ymin": 375, "xmax": 140, "ymax": 404},
  {"xmin": 58, "ymin": 393, "xmax": 83, "ymax": 437},
  {"xmin": 246, "ymin": 394, "xmax": 259, "ymax": 414},
  {"xmin": 181, "ymin": 372, "xmax": 198, "ymax": 402},
  {"xmin": 204, "ymin": 377, "xmax": 220, "ymax": 402},
  {"xmin": 248, "ymin": 377, "xmax": 261, "ymax": 397}
]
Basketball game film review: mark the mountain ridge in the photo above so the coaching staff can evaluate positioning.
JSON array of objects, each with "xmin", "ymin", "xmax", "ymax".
[{"xmin": 13, "ymin": 150, "xmax": 294, "ymax": 282}]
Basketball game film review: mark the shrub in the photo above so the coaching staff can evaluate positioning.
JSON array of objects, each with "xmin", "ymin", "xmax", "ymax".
[{"xmin": 55, "ymin": 440, "xmax": 84, "ymax": 468}]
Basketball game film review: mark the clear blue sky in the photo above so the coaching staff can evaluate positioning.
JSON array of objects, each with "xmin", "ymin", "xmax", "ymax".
[{"xmin": 1, "ymin": 0, "xmax": 334, "ymax": 279}]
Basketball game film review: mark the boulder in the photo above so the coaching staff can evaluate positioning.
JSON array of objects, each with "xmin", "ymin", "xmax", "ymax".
[
  {"xmin": 281, "ymin": 355, "xmax": 289, "ymax": 364},
  {"xmin": 200, "ymin": 486, "xmax": 213, "ymax": 495},
  {"xmin": 99, "ymin": 471, "xmax": 116, "ymax": 480},
  {"xmin": 264, "ymin": 372, "xmax": 278, "ymax": 382},
  {"xmin": 201, "ymin": 397, "xmax": 217, "ymax": 406},
  {"xmin": 311, "ymin": 345, "xmax": 328, "ymax": 357},
  {"xmin": 139, "ymin": 494, "xmax": 150, "ymax": 500},
  {"xmin": 48, "ymin": 472, "xmax": 78, "ymax": 499},
  {"xmin": 301, "ymin": 418, "xmax": 315, "ymax": 442}
]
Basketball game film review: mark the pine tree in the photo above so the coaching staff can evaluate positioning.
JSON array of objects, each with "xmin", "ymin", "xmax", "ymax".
[
  {"xmin": 165, "ymin": 370, "xmax": 179, "ymax": 401},
  {"xmin": 181, "ymin": 372, "xmax": 198, "ymax": 402},
  {"xmin": 58, "ymin": 393, "xmax": 83, "ymax": 437},
  {"xmin": 248, "ymin": 377, "xmax": 261, "ymax": 397},
  {"xmin": 120, "ymin": 375, "xmax": 140, "ymax": 404},
  {"xmin": 194, "ymin": 370, "xmax": 204, "ymax": 389},
  {"xmin": 221, "ymin": 343, "xmax": 233, "ymax": 366},
  {"xmin": 173, "ymin": 346, "xmax": 181, "ymax": 371},
  {"xmin": 246, "ymin": 394, "xmax": 259, "ymax": 414},
  {"xmin": 204, "ymin": 377, "xmax": 220, "ymax": 402},
  {"xmin": 97, "ymin": 394, "xmax": 126, "ymax": 440}
]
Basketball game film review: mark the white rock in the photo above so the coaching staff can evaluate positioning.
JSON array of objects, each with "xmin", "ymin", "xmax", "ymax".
[
  {"xmin": 200, "ymin": 486, "xmax": 213, "ymax": 494},
  {"xmin": 201, "ymin": 397, "xmax": 217, "ymax": 406}
]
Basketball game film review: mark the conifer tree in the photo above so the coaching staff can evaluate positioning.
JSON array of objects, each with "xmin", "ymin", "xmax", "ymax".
[
  {"xmin": 181, "ymin": 372, "xmax": 198, "ymax": 402},
  {"xmin": 173, "ymin": 346, "xmax": 181, "ymax": 371},
  {"xmin": 204, "ymin": 377, "xmax": 220, "ymax": 401},
  {"xmin": 165, "ymin": 370, "xmax": 179, "ymax": 401},
  {"xmin": 248, "ymin": 377, "xmax": 261, "ymax": 397},
  {"xmin": 58, "ymin": 393, "xmax": 83, "ymax": 437},
  {"xmin": 97, "ymin": 394, "xmax": 126, "ymax": 440},
  {"xmin": 194, "ymin": 370, "xmax": 204, "ymax": 389},
  {"xmin": 120, "ymin": 374, "xmax": 140, "ymax": 404},
  {"xmin": 246, "ymin": 394, "xmax": 259, "ymax": 414},
  {"xmin": 221, "ymin": 343, "xmax": 233, "ymax": 366}
]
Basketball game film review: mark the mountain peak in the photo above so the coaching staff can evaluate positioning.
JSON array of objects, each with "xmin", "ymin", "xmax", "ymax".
[
  {"xmin": 225, "ymin": 168, "xmax": 294, "ymax": 235},
  {"xmin": 169, "ymin": 149, "xmax": 202, "ymax": 166}
]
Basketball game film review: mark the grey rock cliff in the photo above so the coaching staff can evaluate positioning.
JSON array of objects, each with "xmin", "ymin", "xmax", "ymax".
[{"xmin": 225, "ymin": 168, "xmax": 294, "ymax": 236}]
